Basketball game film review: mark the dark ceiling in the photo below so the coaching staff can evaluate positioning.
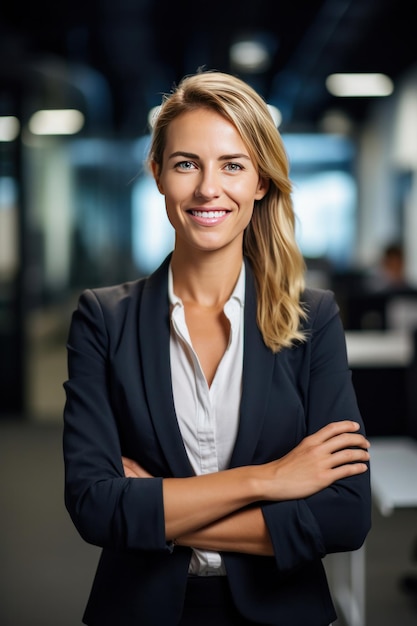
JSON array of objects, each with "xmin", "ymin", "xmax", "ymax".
[{"xmin": 1, "ymin": 0, "xmax": 416, "ymax": 136}]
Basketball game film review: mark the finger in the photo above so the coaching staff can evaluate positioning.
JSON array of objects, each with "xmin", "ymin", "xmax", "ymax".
[
  {"xmin": 325, "ymin": 432, "xmax": 370, "ymax": 454},
  {"xmin": 122, "ymin": 457, "xmax": 153, "ymax": 478},
  {"xmin": 122, "ymin": 456, "xmax": 136, "ymax": 465},
  {"xmin": 326, "ymin": 420, "xmax": 362, "ymax": 436},
  {"xmin": 329, "ymin": 447, "xmax": 370, "ymax": 468},
  {"xmin": 330, "ymin": 461, "xmax": 369, "ymax": 481},
  {"xmin": 122, "ymin": 456, "xmax": 141, "ymax": 470},
  {"xmin": 121, "ymin": 456, "xmax": 139, "ymax": 476},
  {"xmin": 311, "ymin": 421, "xmax": 361, "ymax": 444}
]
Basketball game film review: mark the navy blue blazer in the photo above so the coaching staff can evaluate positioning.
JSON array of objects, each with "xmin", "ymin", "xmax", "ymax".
[{"xmin": 63, "ymin": 254, "xmax": 371, "ymax": 626}]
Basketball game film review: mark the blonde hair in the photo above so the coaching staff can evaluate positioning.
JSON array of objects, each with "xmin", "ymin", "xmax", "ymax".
[{"xmin": 148, "ymin": 69, "xmax": 307, "ymax": 352}]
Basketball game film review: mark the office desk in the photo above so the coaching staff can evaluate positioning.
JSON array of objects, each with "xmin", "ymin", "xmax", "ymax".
[
  {"xmin": 368, "ymin": 436, "xmax": 417, "ymax": 515},
  {"xmin": 345, "ymin": 330, "xmax": 414, "ymax": 437},
  {"xmin": 327, "ymin": 332, "xmax": 416, "ymax": 626},
  {"xmin": 328, "ymin": 436, "xmax": 417, "ymax": 626},
  {"xmin": 345, "ymin": 330, "xmax": 413, "ymax": 368}
]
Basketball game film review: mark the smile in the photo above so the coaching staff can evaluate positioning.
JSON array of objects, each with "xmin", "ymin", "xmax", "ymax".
[{"xmin": 190, "ymin": 210, "xmax": 228, "ymax": 218}]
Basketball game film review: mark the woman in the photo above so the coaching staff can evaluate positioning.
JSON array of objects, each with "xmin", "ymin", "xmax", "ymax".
[{"xmin": 63, "ymin": 70, "xmax": 371, "ymax": 626}]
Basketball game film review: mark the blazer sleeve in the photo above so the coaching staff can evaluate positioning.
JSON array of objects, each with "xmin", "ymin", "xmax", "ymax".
[
  {"xmin": 63, "ymin": 288, "xmax": 171, "ymax": 553},
  {"xmin": 261, "ymin": 289, "xmax": 372, "ymax": 573}
]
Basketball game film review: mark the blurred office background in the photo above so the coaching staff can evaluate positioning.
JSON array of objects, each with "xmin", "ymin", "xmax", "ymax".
[{"xmin": 1, "ymin": 0, "xmax": 417, "ymax": 624}]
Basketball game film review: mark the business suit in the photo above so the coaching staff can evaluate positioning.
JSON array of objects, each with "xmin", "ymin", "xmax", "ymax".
[{"xmin": 63, "ymin": 253, "xmax": 371, "ymax": 626}]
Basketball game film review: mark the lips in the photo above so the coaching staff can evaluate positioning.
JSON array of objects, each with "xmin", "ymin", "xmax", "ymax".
[{"xmin": 187, "ymin": 208, "xmax": 231, "ymax": 226}]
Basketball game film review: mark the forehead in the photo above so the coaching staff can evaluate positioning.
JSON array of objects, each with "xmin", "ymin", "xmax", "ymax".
[{"xmin": 164, "ymin": 108, "xmax": 248, "ymax": 153}]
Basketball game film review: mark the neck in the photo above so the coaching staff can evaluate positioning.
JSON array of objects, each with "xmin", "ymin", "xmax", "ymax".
[{"xmin": 171, "ymin": 247, "xmax": 243, "ymax": 308}]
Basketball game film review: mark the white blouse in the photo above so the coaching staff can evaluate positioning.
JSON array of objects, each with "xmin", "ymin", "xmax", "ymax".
[{"xmin": 169, "ymin": 263, "xmax": 245, "ymax": 575}]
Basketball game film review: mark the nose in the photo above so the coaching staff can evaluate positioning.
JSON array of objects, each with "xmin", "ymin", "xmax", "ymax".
[{"xmin": 195, "ymin": 167, "xmax": 221, "ymax": 200}]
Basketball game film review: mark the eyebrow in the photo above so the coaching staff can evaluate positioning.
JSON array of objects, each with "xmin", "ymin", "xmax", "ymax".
[{"xmin": 167, "ymin": 151, "xmax": 251, "ymax": 161}]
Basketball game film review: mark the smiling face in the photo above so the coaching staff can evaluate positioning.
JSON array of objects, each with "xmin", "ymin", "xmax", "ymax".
[{"xmin": 152, "ymin": 108, "xmax": 268, "ymax": 259}]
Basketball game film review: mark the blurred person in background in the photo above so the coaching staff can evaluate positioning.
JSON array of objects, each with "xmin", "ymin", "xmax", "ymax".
[
  {"xmin": 365, "ymin": 242, "xmax": 411, "ymax": 294},
  {"xmin": 63, "ymin": 69, "xmax": 371, "ymax": 626}
]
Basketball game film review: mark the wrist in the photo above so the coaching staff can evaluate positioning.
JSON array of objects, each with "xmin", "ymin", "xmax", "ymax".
[
  {"xmin": 243, "ymin": 464, "xmax": 267, "ymax": 502},
  {"xmin": 247, "ymin": 462, "xmax": 273, "ymax": 502}
]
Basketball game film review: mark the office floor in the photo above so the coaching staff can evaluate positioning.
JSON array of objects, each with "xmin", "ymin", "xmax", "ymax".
[{"xmin": 1, "ymin": 418, "xmax": 417, "ymax": 626}]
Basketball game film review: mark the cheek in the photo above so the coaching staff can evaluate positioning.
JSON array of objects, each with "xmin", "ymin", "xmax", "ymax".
[
  {"xmin": 159, "ymin": 178, "xmax": 178, "ymax": 208},
  {"xmin": 164, "ymin": 193, "xmax": 183, "ymax": 215},
  {"xmin": 241, "ymin": 207, "xmax": 255, "ymax": 230},
  {"xmin": 235, "ymin": 183, "xmax": 259, "ymax": 214},
  {"xmin": 164, "ymin": 194, "xmax": 185, "ymax": 230},
  {"xmin": 164, "ymin": 199, "xmax": 177, "ymax": 222},
  {"xmin": 234, "ymin": 177, "xmax": 263, "ymax": 202},
  {"xmin": 162, "ymin": 174, "xmax": 192, "ymax": 203}
]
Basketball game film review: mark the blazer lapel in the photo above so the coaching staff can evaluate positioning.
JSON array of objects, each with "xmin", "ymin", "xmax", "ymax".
[
  {"xmin": 138, "ymin": 255, "xmax": 276, "ymax": 474},
  {"xmin": 229, "ymin": 259, "xmax": 276, "ymax": 467},
  {"xmin": 138, "ymin": 255, "xmax": 194, "ymax": 477}
]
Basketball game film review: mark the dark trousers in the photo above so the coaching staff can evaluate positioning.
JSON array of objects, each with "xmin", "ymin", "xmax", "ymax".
[
  {"xmin": 178, "ymin": 576, "xmax": 263, "ymax": 626},
  {"xmin": 179, "ymin": 576, "xmax": 333, "ymax": 626}
]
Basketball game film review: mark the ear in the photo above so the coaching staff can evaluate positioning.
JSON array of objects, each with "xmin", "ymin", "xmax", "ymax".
[
  {"xmin": 254, "ymin": 176, "xmax": 270, "ymax": 200},
  {"xmin": 151, "ymin": 161, "xmax": 164, "ymax": 195}
]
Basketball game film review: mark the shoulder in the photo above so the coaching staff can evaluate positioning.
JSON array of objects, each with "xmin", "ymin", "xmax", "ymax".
[
  {"xmin": 77, "ymin": 254, "xmax": 172, "ymax": 317},
  {"xmin": 300, "ymin": 287, "xmax": 340, "ymax": 331},
  {"xmin": 78, "ymin": 278, "xmax": 146, "ymax": 318},
  {"xmin": 69, "ymin": 280, "xmax": 148, "ymax": 342},
  {"xmin": 88, "ymin": 278, "xmax": 146, "ymax": 308}
]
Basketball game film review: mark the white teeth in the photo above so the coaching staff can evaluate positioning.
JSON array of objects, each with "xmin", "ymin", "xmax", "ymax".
[{"xmin": 191, "ymin": 210, "xmax": 226, "ymax": 218}]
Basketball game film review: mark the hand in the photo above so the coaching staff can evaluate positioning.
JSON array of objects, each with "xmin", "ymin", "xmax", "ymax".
[
  {"xmin": 260, "ymin": 420, "xmax": 370, "ymax": 501},
  {"xmin": 122, "ymin": 457, "xmax": 153, "ymax": 478}
]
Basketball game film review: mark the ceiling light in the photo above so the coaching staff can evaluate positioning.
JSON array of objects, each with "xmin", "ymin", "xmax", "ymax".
[
  {"xmin": 325, "ymin": 73, "xmax": 394, "ymax": 97},
  {"xmin": 28, "ymin": 109, "xmax": 85, "ymax": 135},
  {"xmin": 267, "ymin": 104, "xmax": 282, "ymax": 128},
  {"xmin": 0, "ymin": 116, "xmax": 20, "ymax": 142},
  {"xmin": 230, "ymin": 40, "xmax": 270, "ymax": 73},
  {"xmin": 147, "ymin": 105, "xmax": 161, "ymax": 129}
]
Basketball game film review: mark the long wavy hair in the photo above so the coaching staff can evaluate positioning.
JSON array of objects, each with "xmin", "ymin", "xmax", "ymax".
[{"xmin": 147, "ymin": 69, "xmax": 307, "ymax": 352}]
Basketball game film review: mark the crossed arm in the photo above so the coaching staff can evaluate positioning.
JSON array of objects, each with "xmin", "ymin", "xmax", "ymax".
[{"xmin": 122, "ymin": 420, "xmax": 370, "ymax": 556}]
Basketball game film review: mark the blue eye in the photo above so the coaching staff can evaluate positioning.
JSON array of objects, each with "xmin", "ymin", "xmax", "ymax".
[
  {"xmin": 225, "ymin": 162, "xmax": 243, "ymax": 171},
  {"xmin": 176, "ymin": 161, "xmax": 196, "ymax": 170}
]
